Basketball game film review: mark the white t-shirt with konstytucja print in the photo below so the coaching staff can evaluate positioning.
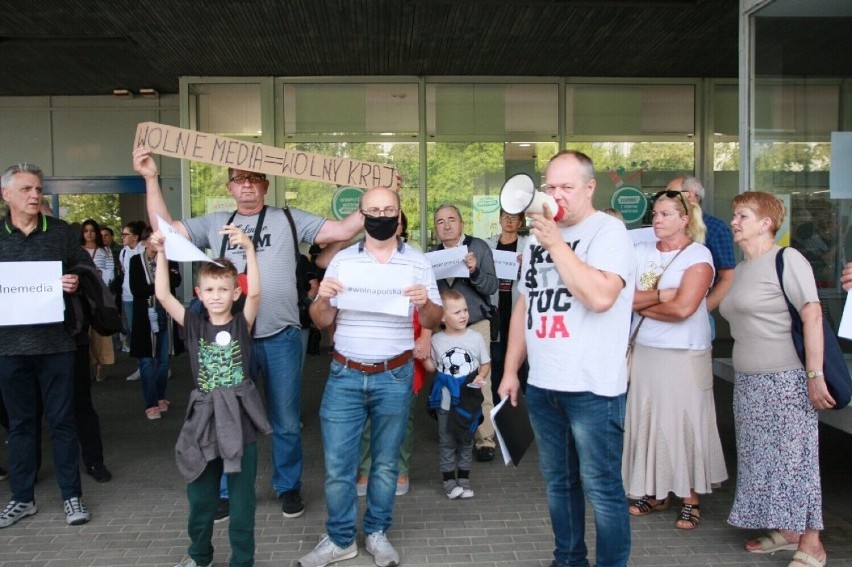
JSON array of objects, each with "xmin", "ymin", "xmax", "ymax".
[{"xmin": 520, "ymin": 211, "xmax": 634, "ymax": 397}]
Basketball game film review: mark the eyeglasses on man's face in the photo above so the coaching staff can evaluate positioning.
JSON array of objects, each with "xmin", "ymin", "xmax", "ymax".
[
  {"xmin": 121, "ymin": 232, "xmax": 132, "ymax": 237},
  {"xmin": 360, "ymin": 206, "xmax": 399, "ymax": 218},
  {"xmin": 228, "ymin": 174, "xmax": 266, "ymax": 184}
]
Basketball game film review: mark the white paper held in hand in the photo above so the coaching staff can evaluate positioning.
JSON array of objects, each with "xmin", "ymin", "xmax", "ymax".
[{"xmin": 156, "ymin": 214, "xmax": 223, "ymax": 266}]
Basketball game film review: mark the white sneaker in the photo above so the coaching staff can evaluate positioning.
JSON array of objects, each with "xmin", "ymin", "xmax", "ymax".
[
  {"xmin": 126, "ymin": 369, "xmax": 140, "ymax": 381},
  {"xmin": 174, "ymin": 557, "xmax": 211, "ymax": 567},
  {"xmin": 457, "ymin": 478, "xmax": 474, "ymax": 499},
  {"xmin": 63, "ymin": 496, "xmax": 91, "ymax": 525},
  {"xmin": 366, "ymin": 531, "xmax": 400, "ymax": 567},
  {"xmin": 0, "ymin": 500, "xmax": 37, "ymax": 528},
  {"xmin": 442, "ymin": 479, "xmax": 463, "ymax": 499},
  {"xmin": 297, "ymin": 534, "xmax": 358, "ymax": 567}
]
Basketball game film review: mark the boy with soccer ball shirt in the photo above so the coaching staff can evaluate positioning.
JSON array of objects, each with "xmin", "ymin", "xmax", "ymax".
[
  {"xmin": 424, "ymin": 289, "xmax": 491, "ymax": 499},
  {"xmin": 151, "ymin": 225, "xmax": 271, "ymax": 567}
]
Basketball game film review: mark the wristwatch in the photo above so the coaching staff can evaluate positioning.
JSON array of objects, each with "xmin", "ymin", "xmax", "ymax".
[{"xmin": 806, "ymin": 370, "xmax": 824, "ymax": 379}]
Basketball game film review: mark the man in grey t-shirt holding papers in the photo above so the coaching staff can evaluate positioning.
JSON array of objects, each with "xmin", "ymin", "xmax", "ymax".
[{"xmin": 133, "ymin": 146, "xmax": 365, "ymax": 519}]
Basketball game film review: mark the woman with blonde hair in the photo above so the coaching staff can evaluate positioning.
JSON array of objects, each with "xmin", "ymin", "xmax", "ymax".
[
  {"xmin": 622, "ymin": 189, "xmax": 728, "ymax": 530},
  {"xmin": 720, "ymin": 191, "xmax": 832, "ymax": 567}
]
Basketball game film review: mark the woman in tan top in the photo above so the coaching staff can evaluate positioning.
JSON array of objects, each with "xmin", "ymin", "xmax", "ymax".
[{"xmin": 719, "ymin": 192, "xmax": 833, "ymax": 567}]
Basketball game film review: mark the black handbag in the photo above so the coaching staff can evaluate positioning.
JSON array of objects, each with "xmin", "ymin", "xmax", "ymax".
[{"xmin": 775, "ymin": 248, "xmax": 852, "ymax": 409}]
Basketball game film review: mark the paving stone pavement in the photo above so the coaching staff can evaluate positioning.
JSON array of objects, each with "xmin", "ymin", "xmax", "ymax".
[{"xmin": 0, "ymin": 348, "xmax": 850, "ymax": 567}]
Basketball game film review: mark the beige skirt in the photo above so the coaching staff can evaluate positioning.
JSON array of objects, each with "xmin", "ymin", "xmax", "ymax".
[
  {"xmin": 89, "ymin": 329, "xmax": 115, "ymax": 365},
  {"xmin": 622, "ymin": 343, "xmax": 728, "ymax": 499}
]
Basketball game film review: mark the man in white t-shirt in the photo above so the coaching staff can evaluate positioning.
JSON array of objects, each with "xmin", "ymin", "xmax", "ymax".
[
  {"xmin": 301, "ymin": 187, "xmax": 442, "ymax": 567},
  {"xmin": 499, "ymin": 151, "xmax": 634, "ymax": 567}
]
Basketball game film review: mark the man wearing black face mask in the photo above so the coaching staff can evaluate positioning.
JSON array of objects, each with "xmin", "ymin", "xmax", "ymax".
[{"xmin": 301, "ymin": 187, "xmax": 443, "ymax": 567}]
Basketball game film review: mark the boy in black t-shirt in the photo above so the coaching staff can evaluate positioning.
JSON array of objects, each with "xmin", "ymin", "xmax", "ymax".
[{"xmin": 152, "ymin": 225, "xmax": 270, "ymax": 567}]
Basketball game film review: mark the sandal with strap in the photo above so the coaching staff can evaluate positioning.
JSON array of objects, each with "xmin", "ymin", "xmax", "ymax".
[
  {"xmin": 787, "ymin": 550, "xmax": 827, "ymax": 567},
  {"xmin": 675, "ymin": 503, "xmax": 700, "ymax": 530},
  {"xmin": 629, "ymin": 495, "xmax": 670, "ymax": 516},
  {"xmin": 747, "ymin": 530, "xmax": 799, "ymax": 553}
]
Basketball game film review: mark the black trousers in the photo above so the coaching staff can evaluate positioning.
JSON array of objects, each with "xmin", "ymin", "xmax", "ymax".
[{"xmin": 0, "ymin": 343, "xmax": 105, "ymax": 470}]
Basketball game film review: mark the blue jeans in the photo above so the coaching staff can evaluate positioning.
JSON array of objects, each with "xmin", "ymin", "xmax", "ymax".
[
  {"xmin": 122, "ymin": 300, "xmax": 133, "ymax": 343},
  {"xmin": 253, "ymin": 326, "xmax": 303, "ymax": 495},
  {"xmin": 320, "ymin": 359, "xmax": 412, "ymax": 548},
  {"xmin": 139, "ymin": 309, "xmax": 170, "ymax": 409},
  {"xmin": 0, "ymin": 352, "xmax": 82, "ymax": 502},
  {"xmin": 526, "ymin": 385, "xmax": 631, "ymax": 567}
]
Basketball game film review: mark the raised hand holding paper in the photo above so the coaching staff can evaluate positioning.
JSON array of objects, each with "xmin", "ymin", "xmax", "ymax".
[
  {"xmin": 156, "ymin": 214, "xmax": 223, "ymax": 266},
  {"xmin": 426, "ymin": 246, "xmax": 469, "ymax": 280}
]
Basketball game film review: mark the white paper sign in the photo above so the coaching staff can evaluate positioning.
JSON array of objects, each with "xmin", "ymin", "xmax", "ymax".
[
  {"xmin": 838, "ymin": 292, "xmax": 852, "ymax": 340},
  {"xmin": 0, "ymin": 261, "xmax": 64, "ymax": 326},
  {"xmin": 629, "ymin": 226, "xmax": 657, "ymax": 244},
  {"xmin": 334, "ymin": 263, "xmax": 413, "ymax": 317},
  {"xmin": 490, "ymin": 397, "xmax": 513, "ymax": 466},
  {"xmin": 492, "ymin": 249, "xmax": 521, "ymax": 280},
  {"xmin": 157, "ymin": 214, "xmax": 223, "ymax": 266},
  {"xmin": 426, "ymin": 246, "xmax": 469, "ymax": 280}
]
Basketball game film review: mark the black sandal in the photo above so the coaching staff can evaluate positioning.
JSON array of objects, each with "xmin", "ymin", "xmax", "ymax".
[
  {"xmin": 629, "ymin": 495, "xmax": 670, "ymax": 516},
  {"xmin": 675, "ymin": 503, "xmax": 700, "ymax": 530}
]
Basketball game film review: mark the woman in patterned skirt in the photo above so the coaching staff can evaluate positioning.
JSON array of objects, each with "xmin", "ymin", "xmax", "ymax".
[{"xmin": 720, "ymin": 192, "xmax": 834, "ymax": 567}]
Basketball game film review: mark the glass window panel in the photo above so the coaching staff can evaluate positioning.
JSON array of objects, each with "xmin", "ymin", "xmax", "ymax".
[
  {"xmin": 752, "ymin": 3, "xmax": 851, "ymax": 301},
  {"xmin": 191, "ymin": 83, "xmax": 262, "ymax": 136},
  {"xmin": 188, "ymin": 163, "xmax": 231, "ymax": 219},
  {"xmin": 569, "ymin": 84, "xmax": 694, "ymax": 136},
  {"xmin": 714, "ymin": 84, "xmax": 739, "ymax": 137},
  {"xmin": 754, "ymin": 83, "xmax": 840, "ymax": 139},
  {"xmin": 504, "ymin": 84, "xmax": 558, "ymax": 135},
  {"xmin": 426, "ymin": 83, "xmax": 557, "ymax": 138},
  {"xmin": 567, "ymin": 142, "xmax": 694, "ymax": 227},
  {"xmin": 426, "ymin": 142, "xmax": 504, "ymax": 241},
  {"xmin": 283, "ymin": 83, "xmax": 418, "ymax": 136},
  {"xmin": 426, "ymin": 142, "xmax": 559, "ymax": 242}
]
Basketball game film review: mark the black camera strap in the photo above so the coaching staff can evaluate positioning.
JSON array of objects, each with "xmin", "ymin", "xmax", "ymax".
[{"xmin": 219, "ymin": 205, "xmax": 268, "ymax": 264}]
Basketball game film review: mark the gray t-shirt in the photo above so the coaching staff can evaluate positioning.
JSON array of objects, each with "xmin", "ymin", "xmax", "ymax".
[{"xmin": 182, "ymin": 207, "xmax": 325, "ymax": 338}]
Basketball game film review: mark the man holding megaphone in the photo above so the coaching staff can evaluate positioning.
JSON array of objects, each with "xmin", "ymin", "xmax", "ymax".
[{"xmin": 498, "ymin": 151, "xmax": 635, "ymax": 567}]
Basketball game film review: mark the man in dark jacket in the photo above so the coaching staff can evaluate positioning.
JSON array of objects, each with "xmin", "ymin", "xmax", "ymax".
[{"xmin": 0, "ymin": 163, "xmax": 93, "ymax": 528}]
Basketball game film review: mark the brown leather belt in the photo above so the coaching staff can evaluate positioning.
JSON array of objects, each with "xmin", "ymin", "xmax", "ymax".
[{"xmin": 332, "ymin": 350, "xmax": 413, "ymax": 375}]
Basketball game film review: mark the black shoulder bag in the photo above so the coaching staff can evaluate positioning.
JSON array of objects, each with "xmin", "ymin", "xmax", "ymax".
[
  {"xmin": 213, "ymin": 205, "xmax": 268, "ymax": 313},
  {"xmin": 775, "ymin": 247, "xmax": 852, "ymax": 409},
  {"xmin": 282, "ymin": 207, "xmax": 312, "ymax": 327}
]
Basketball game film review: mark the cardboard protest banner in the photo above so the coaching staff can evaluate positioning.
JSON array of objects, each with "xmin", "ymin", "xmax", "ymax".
[{"xmin": 135, "ymin": 122, "xmax": 399, "ymax": 190}]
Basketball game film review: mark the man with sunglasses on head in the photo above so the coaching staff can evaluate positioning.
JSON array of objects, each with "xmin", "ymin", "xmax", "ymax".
[
  {"xmin": 666, "ymin": 176, "xmax": 735, "ymax": 323},
  {"xmin": 133, "ymin": 147, "xmax": 367, "ymax": 521}
]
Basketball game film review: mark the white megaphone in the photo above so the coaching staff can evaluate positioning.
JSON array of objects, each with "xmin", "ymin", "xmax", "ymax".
[{"xmin": 499, "ymin": 173, "xmax": 565, "ymax": 221}]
